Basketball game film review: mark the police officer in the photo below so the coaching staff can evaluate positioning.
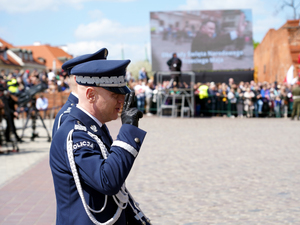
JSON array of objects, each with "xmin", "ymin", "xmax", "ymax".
[
  {"xmin": 49, "ymin": 49, "xmax": 149, "ymax": 225},
  {"xmin": 52, "ymin": 48, "xmax": 108, "ymax": 137}
]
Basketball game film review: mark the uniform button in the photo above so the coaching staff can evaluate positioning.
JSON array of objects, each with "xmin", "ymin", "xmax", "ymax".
[{"xmin": 134, "ymin": 138, "xmax": 140, "ymax": 143}]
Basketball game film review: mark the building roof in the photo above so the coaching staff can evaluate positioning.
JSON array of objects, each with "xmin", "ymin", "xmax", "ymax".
[
  {"xmin": 18, "ymin": 44, "xmax": 73, "ymax": 70},
  {"xmin": 0, "ymin": 54, "xmax": 19, "ymax": 66},
  {"xmin": 0, "ymin": 38, "xmax": 21, "ymax": 67},
  {"xmin": 0, "ymin": 38, "xmax": 47, "ymax": 68},
  {"xmin": 0, "ymin": 38, "xmax": 14, "ymax": 49}
]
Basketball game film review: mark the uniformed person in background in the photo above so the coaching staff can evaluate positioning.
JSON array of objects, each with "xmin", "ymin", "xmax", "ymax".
[
  {"xmin": 49, "ymin": 48, "xmax": 148, "ymax": 225},
  {"xmin": 291, "ymin": 81, "xmax": 300, "ymax": 120},
  {"xmin": 51, "ymin": 48, "xmax": 108, "ymax": 137}
]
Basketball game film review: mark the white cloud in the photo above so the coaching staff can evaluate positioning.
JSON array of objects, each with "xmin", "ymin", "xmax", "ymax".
[
  {"xmin": 69, "ymin": 13, "xmax": 151, "ymax": 63},
  {"xmin": 0, "ymin": 0, "xmax": 60, "ymax": 13},
  {"xmin": 178, "ymin": 0, "xmax": 268, "ymax": 13},
  {"xmin": 252, "ymin": 15, "xmax": 284, "ymax": 41},
  {"xmin": 0, "ymin": 26, "xmax": 10, "ymax": 39},
  {"xmin": 74, "ymin": 18, "xmax": 148, "ymax": 43},
  {"xmin": 88, "ymin": 9, "xmax": 104, "ymax": 20},
  {"xmin": 0, "ymin": 0, "xmax": 136, "ymax": 13},
  {"xmin": 66, "ymin": 40, "xmax": 150, "ymax": 63}
]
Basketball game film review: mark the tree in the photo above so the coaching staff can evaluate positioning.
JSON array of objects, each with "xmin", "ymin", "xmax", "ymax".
[
  {"xmin": 253, "ymin": 40, "xmax": 260, "ymax": 49},
  {"xmin": 275, "ymin": 0, "xmax": 300, "ymax": 19},
  {"xmin": 127, "ymin": 60, "xmax": 153, "ymax": 81}
]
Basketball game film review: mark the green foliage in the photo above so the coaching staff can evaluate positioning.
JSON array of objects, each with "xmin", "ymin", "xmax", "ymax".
[
  {"xmin": 253, "ymin": 40, "xmax": 260, "ymax": 49},
  {"xmin": 127, "ymin": 60, "xmax": 153, "ymax": 80}
]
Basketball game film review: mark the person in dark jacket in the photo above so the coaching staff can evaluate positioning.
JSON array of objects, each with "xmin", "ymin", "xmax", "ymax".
[{"xmin": 167, "ymin": 52, "xmax": 182, "ymax": 88}]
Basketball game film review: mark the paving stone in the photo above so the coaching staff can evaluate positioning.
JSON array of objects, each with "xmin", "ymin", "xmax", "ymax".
[{"xmin": 0, "ymin": 117, "xmax": 299, "ymax": 224}]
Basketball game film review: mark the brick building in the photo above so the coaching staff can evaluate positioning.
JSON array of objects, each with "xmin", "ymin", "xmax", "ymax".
[{"xmin": 254, "ymin": 19, "xmax": 300, "ymax": 83}]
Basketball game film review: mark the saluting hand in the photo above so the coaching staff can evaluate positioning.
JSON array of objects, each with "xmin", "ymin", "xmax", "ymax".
[{"xmin": 121, "ymin": 91, "xmax": 143, "ymax": 127}]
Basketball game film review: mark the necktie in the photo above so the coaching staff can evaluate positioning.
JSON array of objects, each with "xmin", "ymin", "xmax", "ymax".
[{"xmin": 101, "ymin": 124, "xmax": 112, "ymax": 145}]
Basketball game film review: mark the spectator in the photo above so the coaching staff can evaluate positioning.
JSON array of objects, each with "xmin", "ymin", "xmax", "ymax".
[
  {"xmin": 236, "ymin": 88, "xmax": 244, "ymax": 118},
  {"xmin": 279, "ymin": 85, "xmax": 288, "ymax": 118},
  {"xmin": 138, "ymin": 67, "xmax": 148, "ymax": 84},
  {"xmin": 16, "ymin": 76, "xmax": 25, "ymax": 94},
  {"xmin": 57, "ymin": 75, "xmax": 70, "ymax": 92},
  {"xmin": 0, "ymin": 90, "xmax": 22, "ymax": 143},
  {"xmin": 145, "ymin": 79, "xmax": 154, "ymax": 116},
  {"xmin": 227, "ymin": 87, "xmax": 237, "ymax": 117},
  {"xmin": 238, "ymin": 81, "xmax": 245, "ymax": 92},
  {"xmin": 0, "ymin": 69, "xmax": 6, "ymax": 80},
  {"xmin": 36, "ymin": 94, "xmax": 49, "ymax": 119},
  {"xmin": 6, "ymin": 73, "xmax": 19, "ymax": 94},
  {"xmin": 125, "ymin": 69, "xmax": 133, "ymax": 83},
  {"xmin": 208, "ymin": 82, "xmax": 218, "ymax": 116},
  {"xmin": 260, "ymin": 83, "xmax": 270, "ymax": 116},
  {"xmin": 220, "ymin": 83, "xmax": 228, "ymax": 116},
  {"xmin": 253, "ymin": 84, "xmax": 262, "ymax": 117},
  {"xmin": 22, "ymin": 69, "xmax": 30, "ymax": 87},
  {"xmin": 274, "ymin": 95, "xmax": 282, "ymax": 118},
  {"xmin": 197, "ymin": 82, "xmax": 209, "ymax": 117},
  {"xmin": 244, "ymin": 87, "xmax": 255, "ymax": 117},
  {"xmin": 134, "ymin": 79, "xmax": 146, "ymax": 113},
  {"xmin": 47, "ymin": 69, "xmax": 55, "ymax": 82},
  {"xmin": 47, "ymin": 80, "xmax": 57, "ymax": 93},
  {"xmin": 227, "ymin": 78, "xmax": 235, "ymax": 92},
  {"xmin": 269, "ymin": 88, "xmax": 277, "ymax": 116}
]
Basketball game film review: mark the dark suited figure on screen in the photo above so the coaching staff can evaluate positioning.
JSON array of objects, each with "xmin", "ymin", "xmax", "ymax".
[
  {"xmin": 167, "ymin": 52, "xmax": 182, "ymax": 88},
  {"xmin": 191, "ymin": 13, "xmax": 247, "ymax": 71}
]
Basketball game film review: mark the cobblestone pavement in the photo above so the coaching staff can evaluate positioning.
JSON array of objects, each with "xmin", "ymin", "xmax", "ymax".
[{"xmin": 0, "ymin": 117, "xmax": 299, "ymax": 225}]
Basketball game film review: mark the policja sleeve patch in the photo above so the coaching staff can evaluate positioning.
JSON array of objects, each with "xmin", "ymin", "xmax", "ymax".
[{"xmin": 73, "ymin": 141, "xmax": 94, "ymax": 150}]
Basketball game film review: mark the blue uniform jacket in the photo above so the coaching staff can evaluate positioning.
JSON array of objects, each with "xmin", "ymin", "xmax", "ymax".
[
  {"xmin": 52, "ymin": 93, "xmax": 78, "ymax": 137},
  {"xmin": 49, "ymin": 106, "xmax": 146, "ymax": 225}
]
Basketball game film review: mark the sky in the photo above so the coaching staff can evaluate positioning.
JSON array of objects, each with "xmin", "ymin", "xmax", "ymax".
[{"xmin": 0, "ymin": 0, "xmax": 296, "ymax": 64}]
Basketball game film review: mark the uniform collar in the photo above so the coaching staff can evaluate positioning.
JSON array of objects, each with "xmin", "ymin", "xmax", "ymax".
[
  {"xmin": 76, "ymin": 105, "xmax": 104, "ymax": 128},
  {"xmin": 71, "ymin": 92, "xmax": 78, "ymax": 99}
]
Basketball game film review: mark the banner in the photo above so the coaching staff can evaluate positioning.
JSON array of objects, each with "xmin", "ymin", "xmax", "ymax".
[{"xmin": 150, "ymin": 9, "xmax": 253, "ymax": 72}]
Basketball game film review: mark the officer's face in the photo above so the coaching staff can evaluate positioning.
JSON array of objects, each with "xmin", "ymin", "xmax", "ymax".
[{"xmin": 94, "ymin": 87, "xmax": 125, "ymax": 124}]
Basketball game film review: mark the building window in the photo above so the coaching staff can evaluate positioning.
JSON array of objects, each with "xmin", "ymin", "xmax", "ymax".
[
  {"xmin": 3, "ymin": 51, "xmax": 7, "ymax": 60},
  {"xmin": 264, "ymin": 65, "xmax": 266, "ymax": 74},
  {"xmin": 24, "ymin": 52, "xmax": 28, "ymax": 61}
]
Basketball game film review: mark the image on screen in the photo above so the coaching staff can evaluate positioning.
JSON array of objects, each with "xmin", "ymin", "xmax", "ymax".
[{"xmin": 150, "ymin": 9, "xmax": 253, "ymax": 72}]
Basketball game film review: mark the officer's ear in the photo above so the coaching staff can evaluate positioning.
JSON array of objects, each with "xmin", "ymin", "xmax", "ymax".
[{"xmin": 86, "ymin": 87, "xmax": 96, "ymax": 103}]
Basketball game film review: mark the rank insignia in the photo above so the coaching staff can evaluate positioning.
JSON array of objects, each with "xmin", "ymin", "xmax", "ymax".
[{"xmin": 90, "ymin": 125, "xmax": 98, "ymax": 132}]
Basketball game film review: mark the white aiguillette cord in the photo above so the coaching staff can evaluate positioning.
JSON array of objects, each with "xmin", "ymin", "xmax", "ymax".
[{"xmin": 67, "ymin": 129, "xmax": 128, "ymax": 225}]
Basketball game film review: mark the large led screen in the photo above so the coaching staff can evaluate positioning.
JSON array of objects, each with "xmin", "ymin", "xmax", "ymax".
[{"xmin": 150, "ymin": 9, "xmax": 253, "ymax": 72}]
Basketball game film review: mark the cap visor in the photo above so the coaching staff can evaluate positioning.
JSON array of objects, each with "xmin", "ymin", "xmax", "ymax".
[{"xmin": 102, "ymin": 86, "xmax": 131, "ymax": 95}]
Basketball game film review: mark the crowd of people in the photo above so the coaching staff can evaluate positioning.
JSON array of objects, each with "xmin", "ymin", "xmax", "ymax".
[
  {"xmin": 0, "ymin": 68, "xmax": 71, "ymax": 95},
  {"xmin": 126, "ymin": 72, "xmax": 300, "ymax": 120},
  {"xmin": 0, "ymin": 68, "xmax": 72, "ymax": 146},
  {"xmin": 0, "ymin": 66, "xmax": 299, "ymax": 146},
  {"xmin": 193, "ymin": 78, "xmax": 300, "ymax": 119}
]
